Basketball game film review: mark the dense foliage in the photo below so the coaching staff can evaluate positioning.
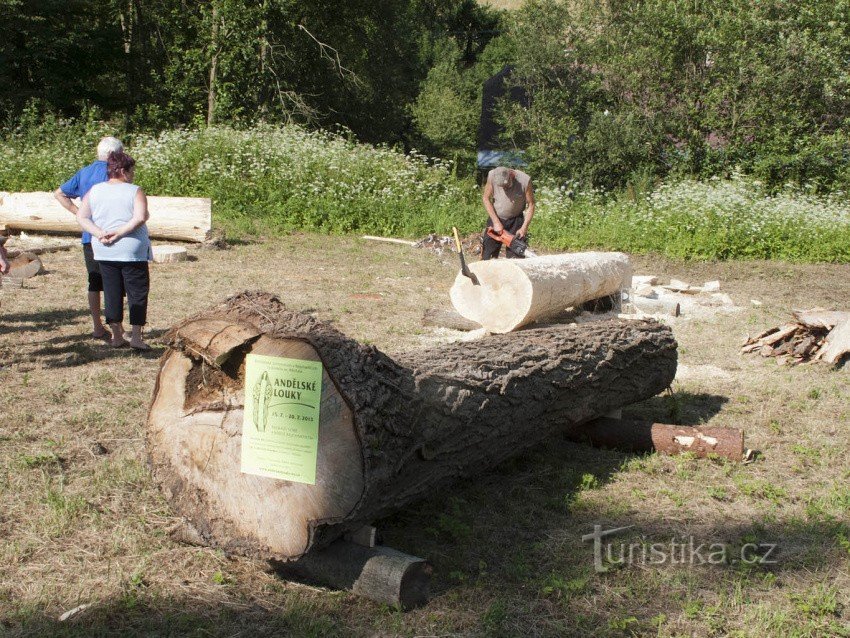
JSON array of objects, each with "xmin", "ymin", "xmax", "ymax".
[
  {"xmin": 415, "ymin": 0, "xmax": 850, "ymax": 191},
  {"xmin": 0, "ymin": 0, "xmax": 500, "ymax": 144}
]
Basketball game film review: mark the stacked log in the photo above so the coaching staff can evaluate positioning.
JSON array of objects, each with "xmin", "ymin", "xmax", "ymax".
[
  {"xmin": 450, "ymin": 252, "xmax": 632, "ymax": 333},
  {"xmin": 741, "ymin": 309, "xmax": 850, "ymax": 366},
  {"xmin": 146, "ymin": 292, "xmax": 677, "ymax": 563},
  {"xmin": 0, "ymin": 191, "xmax": 212, "ymax": 243}
]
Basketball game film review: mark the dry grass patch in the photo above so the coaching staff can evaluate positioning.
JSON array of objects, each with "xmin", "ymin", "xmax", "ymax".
[{"xmin": 0, "ymin": 237, "xmax": 848, "ymax": 637}]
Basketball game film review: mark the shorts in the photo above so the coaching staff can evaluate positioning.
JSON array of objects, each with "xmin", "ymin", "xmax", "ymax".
[{"xmin": 83, "ymin": 243, "xmax": 103, "ymax": 292}]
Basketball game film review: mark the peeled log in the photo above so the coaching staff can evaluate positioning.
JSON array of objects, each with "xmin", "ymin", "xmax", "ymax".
[
  {"xmin": 0, "ymin": 191, "xmax": 211, "ymax": 243},
  {"xmin": 450, "ymin": 252, "xmax": 631, "ymax": 333},
  {"xmin": 146, "ymin": 292, "xmax": 676, "ymax": 562}
]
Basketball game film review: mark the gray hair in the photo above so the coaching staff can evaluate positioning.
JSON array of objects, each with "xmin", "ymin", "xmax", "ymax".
[
  {"xmin": 491, "ymin": 167, "xmax": 513, "ymax": 188},
  {"xmin": 96, "ymin": 136, "xmax": 124, "ymax": 161}
]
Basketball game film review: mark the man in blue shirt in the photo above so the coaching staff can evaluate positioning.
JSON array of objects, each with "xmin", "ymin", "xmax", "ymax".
[{"xmin": 54, "ymin": 136, "xmax": 124, "ymax": 341}]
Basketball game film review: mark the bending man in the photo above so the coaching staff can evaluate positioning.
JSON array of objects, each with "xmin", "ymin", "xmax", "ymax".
[
  {"xmin": 54, "ymin": 136, "xmax": 124, "ymax": 340},
  {"xmin": 481, "ymin": 166, "xmax": 535, "ymax": 260}
]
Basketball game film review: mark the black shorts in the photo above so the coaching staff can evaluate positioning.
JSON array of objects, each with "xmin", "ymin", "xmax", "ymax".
[{"xmin": 83, "ymin": 243, "xmax": 103, "ymax": 292}]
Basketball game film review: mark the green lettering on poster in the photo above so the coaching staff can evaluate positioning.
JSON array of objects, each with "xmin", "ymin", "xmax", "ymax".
[{"xmin": 241, "ymin": 353, "xmax": 322, "ymax": 484}]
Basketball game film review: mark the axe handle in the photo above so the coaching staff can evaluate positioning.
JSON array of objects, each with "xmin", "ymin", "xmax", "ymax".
[{"xmin": 452, "ymin": 226, "xmax": 463, "ymax": 253}]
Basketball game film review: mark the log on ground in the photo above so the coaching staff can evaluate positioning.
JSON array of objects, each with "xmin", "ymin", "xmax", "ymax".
[
  {"xmin": 568, "ymin": 417, "xmax": 744, "ymax": 461},
  {"xmin": 0, "ymin": 191, "xmax": 211, "ymax": 242},
  {"xmin": 276, "ymin": 540, "xmax": 431, "ymax": 609},
  {"xmin": 146, "ymin": 291, "xmax": 677, "ymax": 562},
  {"xmin": 450, "ymin": 252, "xmax": 632, "ymax": 333}
]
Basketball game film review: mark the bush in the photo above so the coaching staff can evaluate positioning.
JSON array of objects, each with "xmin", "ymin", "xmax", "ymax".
[{"xmin": 532, "ymin": 175, "xmax": 850, "ymax": 262}]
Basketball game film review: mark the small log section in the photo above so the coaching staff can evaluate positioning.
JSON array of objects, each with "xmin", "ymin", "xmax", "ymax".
[
  {"xmin": 152, "ymin": 245, "xmax": 189, "ymax": 263},
  {"xmin": 276, "ymin": 541, "xmax": 431, "ymax": 609},
  {"xmin": 568, "ymin": 417, "xmax": 744, "ymax": 461},
  {"xmin": 450, "ymin": 252, "xmax": 632, "ymax": 333},
  {"xmin": 146, "ymin": 292, "xmax": 677, "ymax": 563},
  {"xmin": 0, "ymin": 191, "xmax": 211, "ymax": 243}
]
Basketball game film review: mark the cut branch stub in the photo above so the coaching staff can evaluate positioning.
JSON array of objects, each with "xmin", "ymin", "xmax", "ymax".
[{"xmin": 147, "ymin": 292, "xmax": 677, "ymax": 562}]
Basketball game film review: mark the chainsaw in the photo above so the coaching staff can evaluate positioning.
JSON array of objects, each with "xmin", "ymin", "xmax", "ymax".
[{"xmin": 486, "ymin": 228, "xmax": 538, "ymax": 258}]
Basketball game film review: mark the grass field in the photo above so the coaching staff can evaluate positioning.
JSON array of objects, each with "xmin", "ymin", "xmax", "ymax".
[{"xmin": 1, "ymin": 236, "xmax": 849, "ymax": 637}]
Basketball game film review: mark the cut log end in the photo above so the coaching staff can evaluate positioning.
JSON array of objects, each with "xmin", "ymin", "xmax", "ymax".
[
  {"xmin": 152, "ymin": 245, "xmax": 189, "ymax": 263},
  {"xmin": 147, "ymin": 327, "xmax": 363, "ymax": 561}
]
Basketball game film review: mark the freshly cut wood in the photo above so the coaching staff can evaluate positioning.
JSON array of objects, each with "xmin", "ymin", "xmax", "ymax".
[
  {"xmin": 0, "ymin": 191, "xmax": 211, "ymax": 242},
  {"xmin": 422, "ymin": 307, "xmax": 481, "ymax": 331},
  {"xmin": 450, "ymin": 252, "xmax": 631, "ymax": 333},
  {"xmin": 792, "ymin": 309, "xmax": 850, "ymax": 331},
  {"xmin": 741, "ymin": 311, "xmax": 845, "ymax": 366},
  {"xmin": 277, "ymin": 540, "xmax": 431, "ymax": 609},
  {"xmin": 818, "ymin": 318, "xmax": 850, "ymax": 365},
  {"xmin": 760, "ymin": 324, "xmax": 798, "ymax": 346},
  {"xmin": 361, "ymin": 235, "xmax": 417, "ymax": 247},
  {"xmin": 632, "ymin": 296, "xmax": 680, "ymax": 317},
  {"xmin": 567, "ymin": 417, "xmax": 744, "ymax": 461},
  {"xmin": 147, "ymin": 292, "xmax": 676, "ymax": 562},
  {"xmin": 152, "ymin": 245, "xmax": 188, "ymax": 263}
]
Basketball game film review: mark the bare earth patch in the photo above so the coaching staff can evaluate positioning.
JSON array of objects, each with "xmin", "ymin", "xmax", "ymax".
[{"xmin": 1, "ymin": 236, "xmax": 848, "ymax": 637}]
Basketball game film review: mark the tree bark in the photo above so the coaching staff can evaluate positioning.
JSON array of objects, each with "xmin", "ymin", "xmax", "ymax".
[
  {"xmin": 207, "ymin": 3, "xmax": 220, "ymax": 127},
  {"xmin": 450, "ymin": 252, "xmax": 632, "ymax": 333},
  {"xmin": 146, "ymin": 292, "xmax": 677, "ymax": 562}
]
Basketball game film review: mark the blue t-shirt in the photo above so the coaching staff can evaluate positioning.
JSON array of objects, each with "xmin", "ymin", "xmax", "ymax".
[{"xmin": 59, "ymin": 160, "xmax": 109, "ymax": 244}]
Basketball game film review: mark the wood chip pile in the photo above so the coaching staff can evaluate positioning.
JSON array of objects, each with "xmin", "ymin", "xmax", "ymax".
[
  {"xmin": 415, "ymin": 233, "xmax": 482, "ymax": 256},
  {"xmin": 741, "ymin": 309, "xmax": 850, "ymax": 366}
]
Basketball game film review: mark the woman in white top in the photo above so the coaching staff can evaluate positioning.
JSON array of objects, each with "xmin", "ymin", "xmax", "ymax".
[{"xmin": 77, "ymin": 151, "xmax": 152, "ymax": 350}]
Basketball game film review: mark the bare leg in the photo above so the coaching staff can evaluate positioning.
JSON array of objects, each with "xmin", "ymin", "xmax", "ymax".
[
  {"xmin": 109, "ymin": 322, "xmax": 129, "ymax": 348},
  {"xmin": 129, "ymin": 325, "xmax": 150, "ymax": 350},
  {"xmin": 89, "ymin": 291, "xmax": 111, "ymax": 340}
]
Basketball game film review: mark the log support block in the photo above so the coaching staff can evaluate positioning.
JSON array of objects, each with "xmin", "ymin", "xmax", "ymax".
[{"xmin": 277, "ymin": 541, "xmax": 431, "ymax": 609}]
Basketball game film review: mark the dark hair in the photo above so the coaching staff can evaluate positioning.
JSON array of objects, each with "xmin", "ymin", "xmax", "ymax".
[{"xmin": 107, "ymin": 151, "xmax": 136, "ymax": 179}]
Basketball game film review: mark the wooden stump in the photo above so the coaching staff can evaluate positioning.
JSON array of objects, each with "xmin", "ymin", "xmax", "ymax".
[
  {"xmin": 450, "ymin": 252, "xmax": 632, "ymax": 333},
  {"xmin": 6, "ymin": 252, "xmax": 44, "ymax": 279},
  {"xmin": 146, "ymin": 292, "xmax": 676, "ymax": 562},
  {"xmin": 152, "ymin": 245, "xmax": 189, "ymax": 263}
]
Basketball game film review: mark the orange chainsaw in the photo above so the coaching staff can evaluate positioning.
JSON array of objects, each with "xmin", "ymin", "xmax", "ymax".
[{"xmin": 486, "ymin": 227, "xmax": 537, "ymax": 258}]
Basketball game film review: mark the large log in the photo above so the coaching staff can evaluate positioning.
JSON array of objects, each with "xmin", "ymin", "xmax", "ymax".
[
  {"xmin": 0, "ymin": 191, "xmax": 211, "ymax": 243},
  {"xmin": 146, "ymin": 292, "xmax": 676, "ymax": 562},
  {"xmin": 449, "ymin": 252, "xmax": 632, "ymax": 333}
]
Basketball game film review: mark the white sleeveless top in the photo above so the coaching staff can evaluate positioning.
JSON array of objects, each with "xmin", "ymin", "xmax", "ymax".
[{"xmin": 88, "ymin": 182, "xmax": 152, "ymax": 262}]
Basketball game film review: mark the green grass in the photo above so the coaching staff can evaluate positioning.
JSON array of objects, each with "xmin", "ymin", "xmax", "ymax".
[{"xmin": 3, "ymin": 118, "xmax": 850, "ymax": 261}]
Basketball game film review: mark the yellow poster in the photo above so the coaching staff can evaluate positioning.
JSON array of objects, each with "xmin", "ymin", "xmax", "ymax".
[{"xmin": 240, "ymin": 353, "xmax": 322, "ymax": 484}]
